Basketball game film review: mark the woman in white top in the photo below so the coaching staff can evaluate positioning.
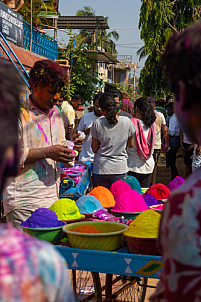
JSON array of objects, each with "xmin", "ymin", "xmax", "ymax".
[
  {"xmin": 91, "ymin": 93, "xmax": 135, "ymax": 189},
  {"xmin": 127, "ymin": 97, "xmax": 156, "ymax": 187}
]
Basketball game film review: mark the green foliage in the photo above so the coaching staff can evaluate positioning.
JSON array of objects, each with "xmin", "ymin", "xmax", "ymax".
[
  {"xmin": 19, "ymin": 0, "xmax": 55, "ymax": 27},
  {"xmin": 138, "ymin": 0, "xmax": 201, "ymax": 99},
  {"xmin": 74, "ymin": 6, "xmax": 119, "ymax": 54},
  {"xmin": 59, "ymin": 45, "xmax": 103, "ymax": 105}
]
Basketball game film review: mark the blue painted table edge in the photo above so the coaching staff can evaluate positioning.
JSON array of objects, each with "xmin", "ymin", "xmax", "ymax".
[{"xmin": 55, "ymin": 246, "xmax": 163, "ymax": 279}]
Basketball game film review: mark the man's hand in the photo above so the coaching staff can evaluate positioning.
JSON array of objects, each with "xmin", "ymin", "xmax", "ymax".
[
  {"xmin": 71, "ymin": 132, "xmax": 84, "ymax": 152},
  {"xmin": 47, "ymin": 145, "xmax": 75, "ymax": 163}
]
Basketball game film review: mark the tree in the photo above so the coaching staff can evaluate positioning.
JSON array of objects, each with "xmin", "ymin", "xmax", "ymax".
[
  {"xmin": 74, "ymin": 6, "xmax": 119, "ymax": 53},
  {"xmin": 59, "ymin": 44, "xmax": 103, "ymax": 105},
  {"xmin": 138, "ymin": 0, "xmax": 201, "ymax": 98},
  {"xmin": 19, "ymin": 0, "xmax": 55, "ymax": 27}
]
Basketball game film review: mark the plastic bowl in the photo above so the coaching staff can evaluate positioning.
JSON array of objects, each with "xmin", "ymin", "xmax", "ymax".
[
  {"xmin": 63, "ymin": 221, "xmax": 127, "ymax": 251},
  {"xmin": 20, "ymin": 225, "xmax": 65, "ymax": 245},
  {"xmin": 125, "ymin": 235, "xmax": 160, "ymax": 255},
  {"xmin": 149, "ymin": 204, "xmax": 165, "ymax": 214},
  {"xmin": 141, "ymin": 187, "xmax": 149, "ymax": 194},
  {"xmin": 111, "ymin": 210, "xmax": 141, "ymax": 220}
]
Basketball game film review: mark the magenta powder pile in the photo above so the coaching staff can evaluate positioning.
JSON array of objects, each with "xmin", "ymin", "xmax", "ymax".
[
  {"xmin": 167, "ymin": 176, "xmax": 185, "ymax": 192},
  {"xmin": 113, "ymin": 190, "xmax": 148, "ymax": 212},
  {"xmin": 143, "ymin": 194, "xmax": 163, "ymax": 207},
  {"xmin": 145, "ymin": 183, "xmax": 170, "ymax": 200},
  {"xmin": 20, "ymin": 208, "xmax": 65, "ymax": 228},
  {"xmin": 110, "ymin": 180, "xmax": 132, "ymax": 202}
]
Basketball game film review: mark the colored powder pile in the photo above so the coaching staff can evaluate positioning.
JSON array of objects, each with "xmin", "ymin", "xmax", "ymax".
[
  {"xmin": 121, "ymin": 176, "xmax": 142, "ymax": 194},
  {"xmin": 71, "ymin": 225, "xmax": 102, "ymax": 233},
  {"xmin": 110, "ymin": 180, "xmax": 132, "ymax": 202},
  {"xmin": 89, "ymin": 186, "xmax": 115, "ymax": 208},
  {"xmin": 124, "ymin": 209, "xmax": 161, "ymax": 238},
  {"xmin": 143, "ymin": 194, "xmax": 163, "ymax": 207},
  {"xmin": 49, "ymin": 198, "xmax": 85, "ymax": 220},
  {"xmin": 76, "ymin": 195, "xmax": 104, "ymax": 214},
  {"xmin": 167, "ymin": 176, "xmax": 185, "ymax": 192},
  {"xmin": 113, "ymin": 190, "xmax": 148, "ymax": 212},
  {"xmin": 20, "ymin": 208, "xmax": 65, "ymax": 228},
  {"xmin": 145, "ymin": 183, "xmax": 170, "ymax": 200}
]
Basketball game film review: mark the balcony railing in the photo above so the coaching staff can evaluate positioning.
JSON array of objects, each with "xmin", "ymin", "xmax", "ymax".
[{"xmin": 23, "ymin": 21, "xmax": 58, "ymax": 60}]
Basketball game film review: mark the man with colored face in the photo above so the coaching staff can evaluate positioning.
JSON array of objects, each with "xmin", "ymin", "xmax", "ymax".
[
  {"xmin": 151, "ymin": 21, "xmax": 201, "ymax": 302},
  {"xmin": 3, "ymin": 60, "xmax": 78, "ymax": 227},
  {"xmin": 0, "ymin": 61, "xmax": 75, "ymax": 302},
  {"xmin": 77, "ymin": 92, "xmax": 103, "ymax": 162}
]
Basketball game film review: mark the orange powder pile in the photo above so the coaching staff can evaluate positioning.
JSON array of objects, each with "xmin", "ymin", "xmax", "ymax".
[
  {"xmin": 89, "ymin": 186, "xmax": 115, "ymax": 208},
  {"xmin": 71, "ymin": 225, "xmax": 102, "ymax": 233}
]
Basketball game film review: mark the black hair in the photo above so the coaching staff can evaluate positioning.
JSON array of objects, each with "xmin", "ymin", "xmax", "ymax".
[
  {"xmin": 99, "ymin": 93, "xmax": 118, "ymax": 125},
  {"xmin": 71, "ymin": 94, "xmax": 83, "ymax": 103},
  {"xmin": 110, "ymin": 89, "xmax": 122, "ymax": 101},
  {"xmin": 134, "ymin": 97, "xmax": 156, "ymax": 128},
  {"xmin": 165, "ymin": 102, "xmax": 173, "ymax": 110},
  {"xmin": 93, "ymin": 92, "xmax": 103, "ymax": 105},
  {"xmin": 162, "ymin": 21, "xmax": 201, "ymax": 109},
  {"xmin": 29, "ymin": 59, "xmax": 66, "ymax": 91}
]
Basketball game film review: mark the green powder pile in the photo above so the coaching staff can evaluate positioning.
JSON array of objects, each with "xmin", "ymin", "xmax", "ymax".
[
  {"xmin": 49, "ymin": 198, "xmax": 85, "ymax": 221},
  {"xmin": 124, "ymin": 209, "xmax": 161, "ymax": 238}
]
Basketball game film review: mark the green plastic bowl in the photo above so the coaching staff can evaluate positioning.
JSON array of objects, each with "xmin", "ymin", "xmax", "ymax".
[
  {"xmin": 63, "ymin": 221, "xmax": 127, "ymax": 251},
  {"xmin": 20, "ymin": 225, "xmax": 65, "ymax": 245}
]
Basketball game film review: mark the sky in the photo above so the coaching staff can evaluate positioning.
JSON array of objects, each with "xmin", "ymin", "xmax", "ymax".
[{"xmin": 56, "ymin": 0, "xmax": 145, "ymax": 78}]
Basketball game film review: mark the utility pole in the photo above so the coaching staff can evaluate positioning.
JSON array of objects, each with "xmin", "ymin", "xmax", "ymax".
[{"xmin": 131, "ymin": 63, "xmax": 138, "ymax": 101}]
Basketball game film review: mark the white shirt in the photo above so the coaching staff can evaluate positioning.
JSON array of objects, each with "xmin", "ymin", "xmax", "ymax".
[
  {"xmin": 154, "ymin": 110, "xmax": 166, "ymax": 149},
  {"xmin": 127, "ymin": 120, "xmax": 155, "ymax": 174},
  {"xmin": 3, "ymin": 97, "xmax": 66, "ymax": 216},
  {"xmin": 168, "ymin": 113, "xmax": 180, "ymax": 136},
  {"xmin": 77, "ymin": 112, "xmax": 100, "ymax": 162}
]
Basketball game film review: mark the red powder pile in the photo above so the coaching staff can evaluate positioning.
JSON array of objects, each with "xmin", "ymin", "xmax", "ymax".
[
  {"xmin": 71, "ymin": 225, "xmax": 102, "ymax": 233},
  {"xmin": 89, "ymin": 186, "xmax": 115, "ymax": 208},
  {"xmin": 110, "ymin": 180, "xmax": 132, "ymax": 202},
  {"xmin": 145, "ymin": 183, "xmax": 170, "ymax": 200}
]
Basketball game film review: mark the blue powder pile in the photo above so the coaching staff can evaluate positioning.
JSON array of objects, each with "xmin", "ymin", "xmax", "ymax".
[
  {"xmin": 121, "ymin": 176, "xmax": 142, "ymax": 194},
  {"xmin": 76, "ymin": 195, "xmax": 104, "ymax": 213},
  {"xmin": 143, "ymin": 194, "xmax": 163, "ymax": 207},
  {"xmin": 20, "ymin": 208, "xmax": 65, "ymax": 228}
]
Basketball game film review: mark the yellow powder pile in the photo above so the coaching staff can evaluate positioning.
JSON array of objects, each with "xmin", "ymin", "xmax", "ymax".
[
  {"xmin": 49, "ymin": 198, "xmax": 85, "ymax": 220},
  {"xmin": 70, "ymin": 225, "xmax": 102, "ymax": 233},
  {"xmin": 89, "ymin": 186, "xmax": 115, "ymax": 208},
  {"xmin": 124, "ymin": 209, "xmax": 161, "ymax": 238}
]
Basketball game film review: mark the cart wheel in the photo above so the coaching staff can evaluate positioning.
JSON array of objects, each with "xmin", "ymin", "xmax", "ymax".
[
  {"xmin": 72, "ymin": 270, "xmax": 102, "ymax": 302},
  {"xmin": 111, "ymin": 275, "xmax": 147, "ymax": 302}
]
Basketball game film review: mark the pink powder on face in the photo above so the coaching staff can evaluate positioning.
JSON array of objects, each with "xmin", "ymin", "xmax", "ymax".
[
  {"xmin": 110, "ymin": 180, "xmax": 132, "ymax": 202},
  {"xmin": 113, "ymin": 190, "xmax": 148, "ymax": 212}
]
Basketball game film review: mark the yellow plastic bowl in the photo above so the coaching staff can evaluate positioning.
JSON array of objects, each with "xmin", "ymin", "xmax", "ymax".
[{"xmin": 63, "ymin": 221, "xmax": 127, "ymax": 251}]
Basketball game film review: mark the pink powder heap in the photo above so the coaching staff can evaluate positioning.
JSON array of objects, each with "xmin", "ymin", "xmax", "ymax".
[
  {"xmin": 145, "ymin": 183, "xmax": 170, "ymax": 200},
  {"xmin": 110, "ymin": 180, "xmax": 132, "ymax": 202},
  {"xmin": 113, "ymin": 190, "xmax": 148, "ymax": 212}
]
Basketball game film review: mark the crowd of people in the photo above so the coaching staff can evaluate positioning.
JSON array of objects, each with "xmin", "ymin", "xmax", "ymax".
[{"xmin": 0, "ymin": 17, "xmax": 201, "ymax": 302}]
